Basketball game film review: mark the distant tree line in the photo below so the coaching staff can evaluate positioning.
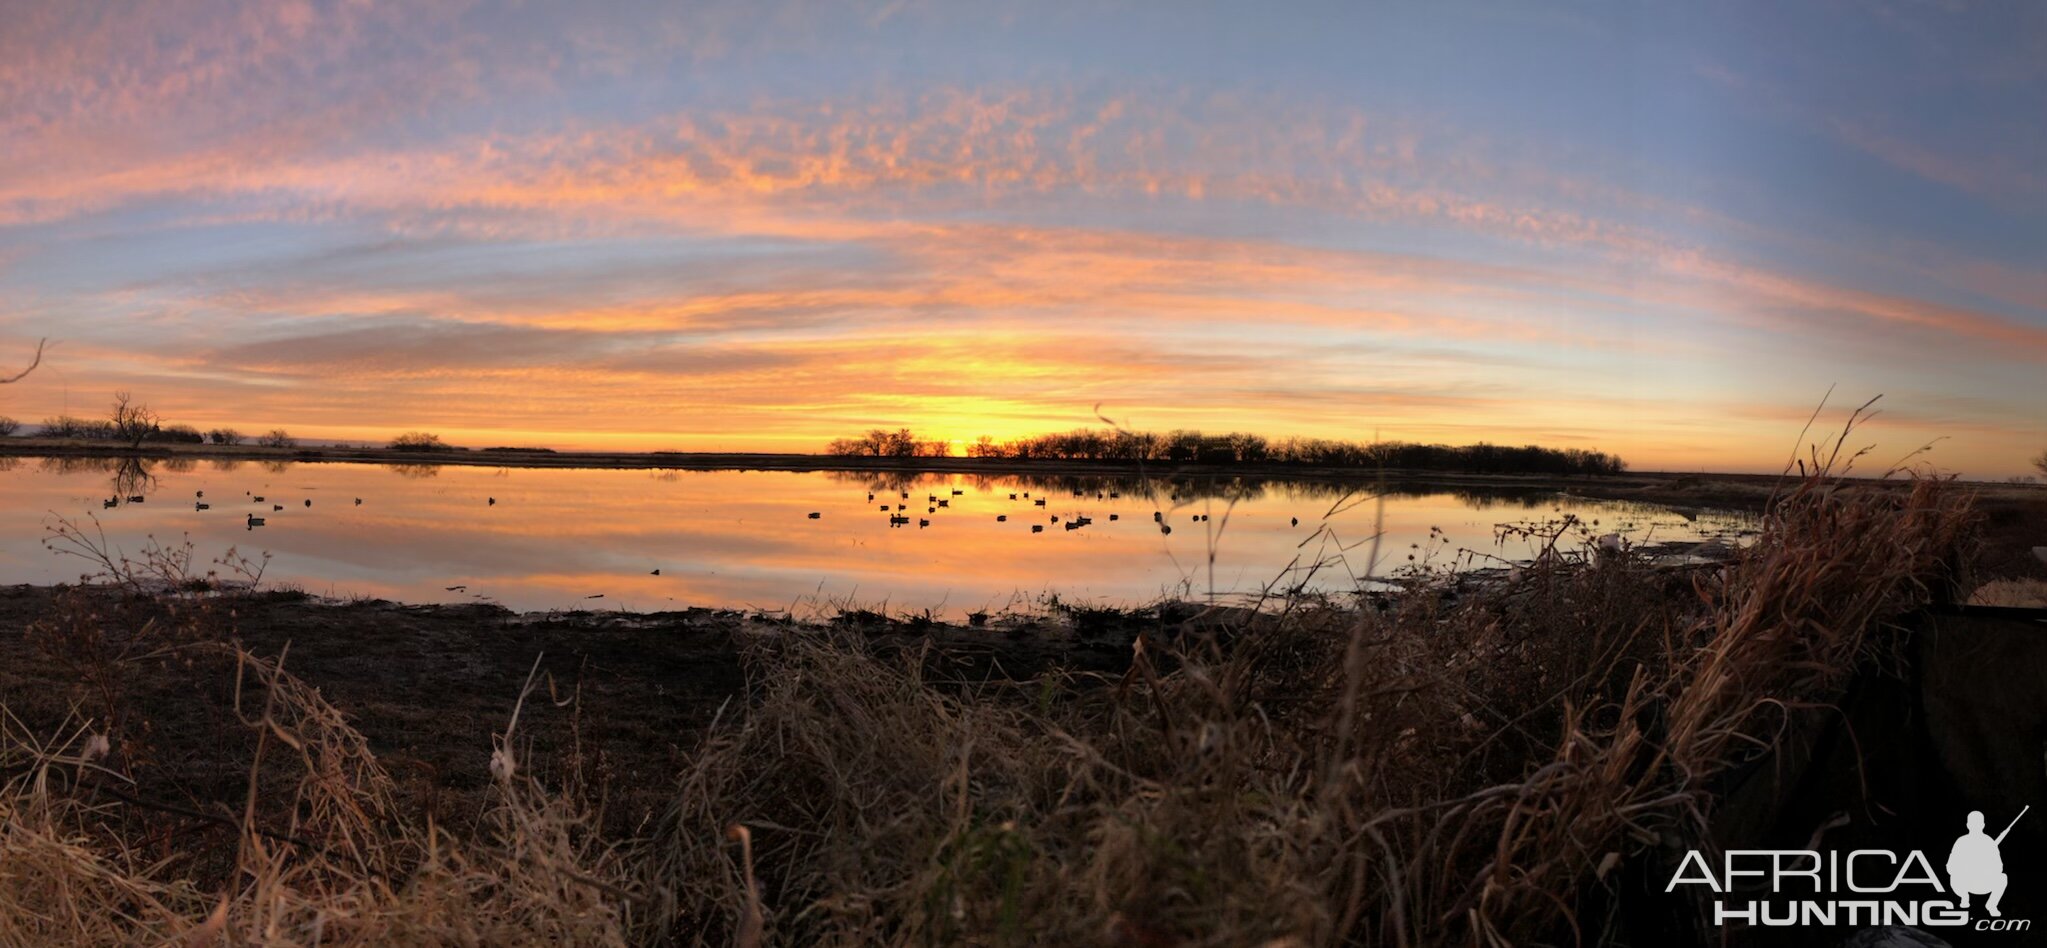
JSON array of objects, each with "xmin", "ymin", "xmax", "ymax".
[
  {"xmin": 826, "ymin": 428, "xmax": 953, "ymax": 458},
  {"xmin": 828, "ymin": 427, "xmax": 1626, "ymax": 475},
  {"xmin": 11, "ymin": 392, "xmax": 297, "ymax": 450}
]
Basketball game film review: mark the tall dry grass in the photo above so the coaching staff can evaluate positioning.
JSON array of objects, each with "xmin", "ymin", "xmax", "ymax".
[{"xmin": 0, "ymin": 463, "xmax": 1977, "ymax": 945}]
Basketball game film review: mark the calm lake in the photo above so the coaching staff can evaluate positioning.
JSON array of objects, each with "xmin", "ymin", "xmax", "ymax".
[{"xmin": 0, "ymin": 456, "xmax": 1751, "ymax": 616}]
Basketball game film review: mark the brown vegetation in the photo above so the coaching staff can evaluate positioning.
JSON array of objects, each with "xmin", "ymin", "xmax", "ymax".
[{"xmin": 0, "ymin": 442, "xmax": 1989, "ymax": 944}]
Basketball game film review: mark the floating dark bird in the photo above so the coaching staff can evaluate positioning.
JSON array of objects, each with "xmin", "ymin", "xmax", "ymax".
[
  {"xmin": 585, "ymin": 594, "xmax": 604, "ymax": 599},
  {"xmin": 890, "ymin": 515, "xmax": 910, "ymax": 525},
  {"xmin": 1031, "ymin": 524, "xmax": 1044, "ymax": 533},
  {"xmin": 897, "ymin": 503, "xmax": 906, "ymax": 511},
  {"xmin": 1161, "ymin": 525, "xmax": 1172, "ymax": 535},
  {"xmin": 951, "ymin": 489, "xmax": 963, "ymax": 496},
  {"xmin": 1065, "ymin": 521, "xmax": 1081, "ymax": 531},
  {"xmin": 650, "ymin": 569, "xmax": 661, "ymax": 576},
  {"xmin": 996, "ymin": 515, "xmax": 1007, "ymax": 522},
  {"xmin": 354, "ymin": 498, "xmax": 362, "ymax": 506},
  {"xmin": 900, "ymin": 491, "xmax": 909, "ymax": 498},
  {"xmin": 253, "ymin": 496, "xmax": 264, "ymax": 502},
  {"xmin": 445, "ymin": 585, "xmax": 467, "ymax": 592},
  {"xmin": 1033, "ymin": 498, "xmax": 1046, "ymax": 507},
  {"xmin": 879, "ymin": 505, "xmax": 889, "ymax": 512},
  {"xmin": 195, "ymin": 502, "xmax": 210, "ymax": 510},
  {"xmin": 488, "ymin": 497, "xmax": 496, "ymax": 506},
  {"xmin": 273, "ymin": 504, "xmax": 284, "ymax": 511},
  {"xmin": 807, "ymin": 512, "xmax": 821, "ymax": 519},
  {"xmin": 1152, "ymin": 511, "xmax": 1162, "ymax": 522},
  {"xmin": 127, "ymin": 495, "xmax": 145, "ymax": 503},
  {"xmin": 246, "ymin": 515, "xmax": 266, "ymax": 529},
  {"xmin": 937, "ymin": 499, "xmax": 949, "ymax": 508},
  {"xmin": 1050, "ymin": 515, "xmax": 1059, "ymax": 523},
  {"xmin": 102, "ymin": 498, "xmax": 116, "ymax": 509},
  {"xmin": 1108, "ymin": 514, "xmax": 1119, "ymax": 521},
  {"xmin": 927, "ymin": 506, "xmax": 936, "ymax": 513},
  {"xmin": 196, "ymin": 490, "xmax": 204, "ymax": 498},
  {"xmin": 304, "ymin": 499, "xmax": 312, "ymax": 507},
  {"xmin": 918, "ymin": 519, "xmax": 930, "ymax": 528},
  {"xmin": 1008, "ymin": 493, "xmax": 1017, "ymax": 500},
  {"xmin": 1291, "ymin": 517, "xmax": 1299, "ymax": 527},
  {"xmin": 867, "ymin": 493, "xmax": 875, "ymax": 502}
]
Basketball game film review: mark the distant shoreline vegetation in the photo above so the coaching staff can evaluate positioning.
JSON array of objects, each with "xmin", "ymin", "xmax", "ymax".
[{"xmin": 827, "ymin": 427, "xmax": 1628, "ymax": 476}]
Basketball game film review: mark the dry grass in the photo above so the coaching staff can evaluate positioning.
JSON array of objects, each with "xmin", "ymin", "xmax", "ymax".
[{"xmin": 0, "ymin": 461, "xmax": 1983, "ymax": 946}]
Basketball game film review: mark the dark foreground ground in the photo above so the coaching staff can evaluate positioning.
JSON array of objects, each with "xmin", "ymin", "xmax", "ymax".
[{"xmin": 0, "ymin": 584, "xmax": 1175, "ymax": 846}]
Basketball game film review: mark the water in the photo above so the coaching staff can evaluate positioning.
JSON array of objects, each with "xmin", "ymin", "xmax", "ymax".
[{"xmin": 0, "ymin": 456, "xmax": 1751, "ymax": 616}]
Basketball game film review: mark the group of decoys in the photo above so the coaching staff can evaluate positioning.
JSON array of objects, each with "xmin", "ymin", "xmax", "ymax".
[
  {"xmin": 101, "ymin": 487, "xmax": 502, "ymax": 530},
  {"xmin": 815, "ymin": 484, "xmax": 1301, "ymax": 538}
]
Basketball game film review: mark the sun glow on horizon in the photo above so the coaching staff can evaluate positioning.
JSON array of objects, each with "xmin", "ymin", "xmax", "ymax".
[{"xmin": 0, "ymin": 2, "xmax": 2042, "ymax": 476}]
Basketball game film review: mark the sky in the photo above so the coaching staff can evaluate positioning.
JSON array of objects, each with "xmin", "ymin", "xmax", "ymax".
[{"xmin": 1, "ymin": 1, "xmax": 2043, "ymax": 475}]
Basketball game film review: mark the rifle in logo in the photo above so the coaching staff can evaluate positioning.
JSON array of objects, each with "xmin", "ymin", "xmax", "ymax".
[{"xmin": 1950, "ymin": 805, "xmax": 2028, "ymax": 918}]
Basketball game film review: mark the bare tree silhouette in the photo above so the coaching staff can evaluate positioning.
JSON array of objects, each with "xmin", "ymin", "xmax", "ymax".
[{"xmin": 109, "ymin": 391, "xmax": 158, "ymax": 451}]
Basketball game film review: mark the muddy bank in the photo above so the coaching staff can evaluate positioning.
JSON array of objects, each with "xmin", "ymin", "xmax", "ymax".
[{"xmin": 0, "ymin": 584, "xmax": 1206, "ymax": 841}]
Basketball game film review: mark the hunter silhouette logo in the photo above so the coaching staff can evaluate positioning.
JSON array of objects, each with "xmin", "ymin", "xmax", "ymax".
[
  {"xmin": 1950, "ymin": 806, "xmax": 2027, "ymax": 918},
  {"xmin": 1668, "ymin": 806, "xmax": 2033, "ymax": 932}
]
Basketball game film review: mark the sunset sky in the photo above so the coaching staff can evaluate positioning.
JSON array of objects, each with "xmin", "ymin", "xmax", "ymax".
[{"xmin": 1, "ymin": 1, "xmax": 2043, "ymax": 475}]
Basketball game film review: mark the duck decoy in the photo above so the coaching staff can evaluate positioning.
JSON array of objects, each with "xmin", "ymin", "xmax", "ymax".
[{"xmin": 807, "ymin": 512, "xmax": 821, "ymax": 519}]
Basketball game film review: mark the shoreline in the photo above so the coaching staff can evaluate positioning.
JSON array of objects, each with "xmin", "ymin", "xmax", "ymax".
[{"xmin": 10, "ymin": 435, "xmax": 2032, "ymax": 496}]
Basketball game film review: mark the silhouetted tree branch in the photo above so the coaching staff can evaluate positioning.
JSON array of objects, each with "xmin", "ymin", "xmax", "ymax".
[{"xmin": 0, "ymin": 339, "xmax": 44, "ymax": 384}]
